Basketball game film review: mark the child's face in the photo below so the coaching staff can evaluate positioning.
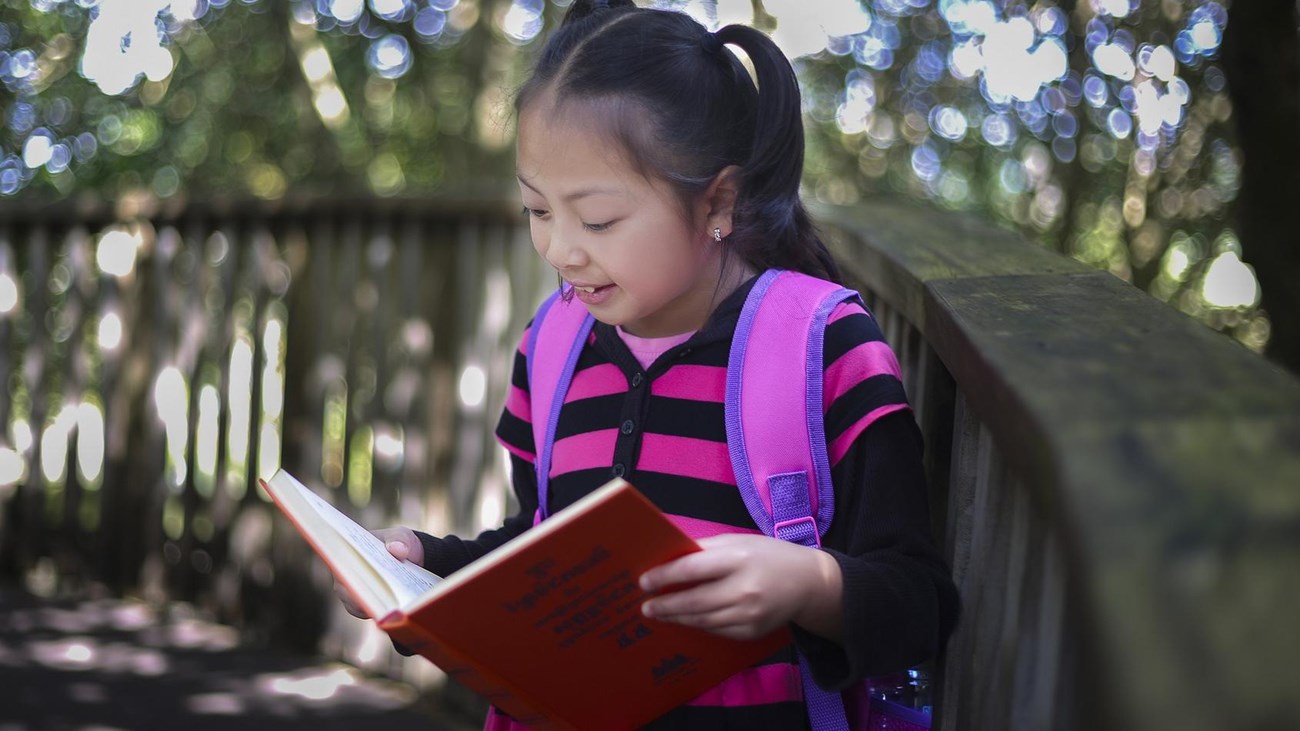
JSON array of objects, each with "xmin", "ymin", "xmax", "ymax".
[{"xmin": 516, "ymin": 103, "xmax": 729, "ymax": 338}]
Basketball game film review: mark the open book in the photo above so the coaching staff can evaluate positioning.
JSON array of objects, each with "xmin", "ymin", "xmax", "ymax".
[{"xmin": 262, "ymin": 469, "xmax": 790, "ymax": 731}]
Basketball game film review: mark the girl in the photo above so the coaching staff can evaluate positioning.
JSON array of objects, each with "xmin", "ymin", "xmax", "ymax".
[{"xmin": 346, "ymin": 1, "xmax": 959, "ymax": 728}]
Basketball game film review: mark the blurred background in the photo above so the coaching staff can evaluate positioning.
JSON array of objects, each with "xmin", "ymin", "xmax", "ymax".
[{"xmin": 0, "ymin": 0, "xmax": 1296, "ymax": 728}]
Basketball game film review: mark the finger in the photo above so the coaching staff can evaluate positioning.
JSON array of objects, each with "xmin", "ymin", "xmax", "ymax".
[
  {"xmin": 640, "ymin": 551, "xmax": 738, "ymax": 592},
  {"xmin": 373, "ymin": 528, "xmax": 422, "ymax": 565},
  {"xmin": 644, "ymin": 606, "xmax": 765, "ymax": 640},
  {"xmin": 386, "ymin": 540, "xmax": 411, "ymax": 561},
  {"xmin": 334, "ymin": 583, "xmax": 370, "ymax": 619},
  {"xmin": 642, "ymin": 582, "xmax": 730, "ymax": 618}
]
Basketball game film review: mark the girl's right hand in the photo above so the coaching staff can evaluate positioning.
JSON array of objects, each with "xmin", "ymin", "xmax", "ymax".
[{"xmin": 335, "ymin": 526, "xmax": 424, "ymax": 619}]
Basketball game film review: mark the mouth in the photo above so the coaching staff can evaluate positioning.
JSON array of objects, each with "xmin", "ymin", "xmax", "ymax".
[{"xmin": 568, "ymin": 282, "xmax": 616, "ymax": 305}]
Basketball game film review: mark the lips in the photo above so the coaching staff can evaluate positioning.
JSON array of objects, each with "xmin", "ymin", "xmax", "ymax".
[{"xmin": 570, "ymin": 282, "xmax": 616, "ymax": 305}]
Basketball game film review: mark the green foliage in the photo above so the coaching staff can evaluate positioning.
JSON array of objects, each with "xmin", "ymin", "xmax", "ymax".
[{"xmin": 0, "ymin": 0, "xmax": 1265, "ymax": 347}]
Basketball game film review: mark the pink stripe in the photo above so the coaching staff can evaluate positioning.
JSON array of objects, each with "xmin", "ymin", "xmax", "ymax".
[
  {"xmin": 829, "ymin": 403, "xmax": 911, "ymax": 465},
  {"xmin": 686, "ymin": 663, "xmax": 802, "ymax": 706},
  {"xmin": 496, "ymin": 437, "xmax": 535, "ymax": 464},
  {"xmin": 828, "ymin": 300, "xmax": 868, "ymax": 324},
  {"xmin": 667, "ymin": 514, "xmax": 763, "ymax": 541},
  {"xmin": 505, "ymin": 385, "xmax": 530, "ymax": 422},
  {"xmin": 565, "ymin": 363, "xmax": 626, "ymax": 403},
  {"xmin": 638, "ymin": 434, "xmax": 734, "ymax": 484},
  {"xmin": 650, "ymin": 365, "xmax": 726, "ymax": 402},
  {"xmin": 824, "ymin": 340, "xmax": 903, "ymax": 408},
  {"xmin": 550, "ymin": 429, "xmax": 618, "ymax": 476}
]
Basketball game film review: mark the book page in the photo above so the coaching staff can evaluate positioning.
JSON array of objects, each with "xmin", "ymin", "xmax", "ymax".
[{"xmin": 297, "ymin": 486, "xmax": 443, "ymax": 606}]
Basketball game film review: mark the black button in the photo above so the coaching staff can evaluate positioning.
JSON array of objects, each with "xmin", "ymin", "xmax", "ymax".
[
  {"xmin": 620, "ymin": 419, "xmax": 634, "ymax": 434},
  {"xmin": 612, "ymin": 463, "xmax": 625, "ymax": 477},
  {"xmin": 631, "ymin": 372, "xmax": 643, "ymax": 387}
]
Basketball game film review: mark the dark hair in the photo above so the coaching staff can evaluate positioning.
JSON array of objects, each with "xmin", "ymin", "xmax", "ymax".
[{"xmin": 515, "ymin": 0, "xmax": 842, "ymax": 284}]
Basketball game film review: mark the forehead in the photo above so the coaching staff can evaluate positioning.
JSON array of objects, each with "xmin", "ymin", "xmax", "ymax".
[{"xmin": 516, "ymin": 96, "xmax": 642, "ymax": 186}]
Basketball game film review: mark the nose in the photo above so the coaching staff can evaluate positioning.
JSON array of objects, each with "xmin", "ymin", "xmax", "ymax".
[{"xmin": 539, "ymin": 224, "xmax": 587, "ymax": 271}]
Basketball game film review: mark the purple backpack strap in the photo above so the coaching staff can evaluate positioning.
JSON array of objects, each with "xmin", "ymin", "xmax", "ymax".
[
  {"xmin": 526, "ymin": 288, "xmax": 595, "ymax": 522},
  {"xmin": 726, "ymin": 269, "xmax": 857, "ymax": 546},
  {"xmin": 726, "ymin": 269, "xmax": 859, "ymax": 731}
]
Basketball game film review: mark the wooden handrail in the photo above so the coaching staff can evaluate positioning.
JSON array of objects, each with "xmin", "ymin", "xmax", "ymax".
[{"xmin": 820, "ymin": 198, "xmax": 1300, "ymax": 731}]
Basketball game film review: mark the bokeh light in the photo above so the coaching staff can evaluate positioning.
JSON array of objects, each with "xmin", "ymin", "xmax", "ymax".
[{"xmin": 0, "ymin": 0, "xmax": 1263, "ymax": 346}]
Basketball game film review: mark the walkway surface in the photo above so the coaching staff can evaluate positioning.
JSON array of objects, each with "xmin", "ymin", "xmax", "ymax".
[{"xmin": 0, "ymin": 585, "xmax": 479, "ymax": 731}]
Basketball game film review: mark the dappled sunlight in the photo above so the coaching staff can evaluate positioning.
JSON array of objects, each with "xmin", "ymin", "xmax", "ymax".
[
  {"xmin": 458, "ymin": 364, "xmax": 487, "ymax": 410},
  {"xmin": 0, "ymin": 590, "xmax": 427, "ymax": 727},
  {"xmin": 1201, "ymin": 251, "xmax": 1258, "ymax": 309},
  {"xmin": 262, "ymin": 666, "xmax": 359, "ymax": 701},
  {"xmin": 95, "ymin": 229, "xmax": 141, "ymax": 279},
  {"xmin": 0, "ymin": 271, "xmax": 19, "ymax": 316},
  {"xmin": 154, "ymin": 366, "xmax": 190, "ymax": 490},
  {"xmin": 0, "ymin": 446, "xmax": 23, "ymax": 492}
]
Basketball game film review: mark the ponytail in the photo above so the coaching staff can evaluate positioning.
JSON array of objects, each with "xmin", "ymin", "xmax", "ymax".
[
  {"xmin": 713, "ymin": 25, "xmax": 842, "ymax": 283},
  {"xmin": 517, "ymin": 6, "xmax": 842, "ymax": 284}
]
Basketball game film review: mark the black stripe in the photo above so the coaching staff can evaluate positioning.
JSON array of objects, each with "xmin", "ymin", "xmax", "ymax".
[
  {"xmin": 494, "ymin": 410, "xmax": 534, "ymax": 455},
  {"xmin": 823, "ymin": 309, "xmax": 886, "ymax": 367},
  {"xmin": 549, "ymin": 468, "xmax": 618, "ymax": 513},
  {"xmin": 554, "ymin": 393, "xmax": 623, "ymax": 440},
  {"xmin": 824, "ymin": 374, "xmax": 909, "ymax": 442},
  {"xmin": 675, "ymin": 340, "xmax": 730, "ymax": 368},
  {"xmin": 573, "ymin": 343, "xmax": 607, "ymax": 372},
  {"xmin": 643, "ymin": 397, "xmax": 727, "ymax": 442},
  {"xmin": 631, "ymin": 471, "xmax": 758, "ymax": 529},
  {"xmin": 510, "ymin": 345, "xmax": 530, "ymax": 390}
]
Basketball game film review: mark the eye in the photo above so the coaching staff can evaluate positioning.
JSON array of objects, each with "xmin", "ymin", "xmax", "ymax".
[
  {"xmin": 583, "ymin": 221, "xmax": 614, "ymax": 233},
  {"xmin": 522, "ymin": 206, "xmax": 549, "ymax": 219}
]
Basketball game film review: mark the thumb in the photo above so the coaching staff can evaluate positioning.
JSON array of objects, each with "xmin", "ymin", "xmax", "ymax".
[{"xmin": 387, "ymin": 540, "xmax": 411, "ymax": 560}]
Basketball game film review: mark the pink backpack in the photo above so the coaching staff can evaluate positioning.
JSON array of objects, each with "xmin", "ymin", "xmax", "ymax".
[{"xmin": 526, "ymin": 269, "xmax": 928, "ymax": 731}]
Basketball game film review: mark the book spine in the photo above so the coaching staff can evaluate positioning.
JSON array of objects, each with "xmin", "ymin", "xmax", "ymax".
[{"xmin": 383, "ymin": 618, "xmax": 576, "ymax": 731}]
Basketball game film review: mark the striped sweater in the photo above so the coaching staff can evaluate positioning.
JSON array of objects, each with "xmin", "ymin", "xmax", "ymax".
[{"xmin": 416, "ymin": 274, "xmax": 960, "ymax": 730}]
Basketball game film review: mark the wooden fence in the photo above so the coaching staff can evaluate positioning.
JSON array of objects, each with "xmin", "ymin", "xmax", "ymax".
[
  {"xmin": 2, "ymin": 195, "xmax": 1299, "ymax": 729},
  {"xmin": 818, "ymin": 198, "xmax": 1300, "ymax": 731}
]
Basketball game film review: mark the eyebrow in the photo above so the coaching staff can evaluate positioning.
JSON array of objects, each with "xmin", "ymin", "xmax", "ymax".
[{"xmin": 516, "ymin": 174, "xmax": 623, "ymax": 203}]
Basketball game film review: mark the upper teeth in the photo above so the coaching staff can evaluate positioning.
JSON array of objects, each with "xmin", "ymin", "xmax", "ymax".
[{"xmin": 577, "ymin": 285, "xmax": 597, "ymax": 293}]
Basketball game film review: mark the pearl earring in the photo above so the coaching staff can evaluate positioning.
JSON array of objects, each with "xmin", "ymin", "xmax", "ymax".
[{"xmin": 712, "ymin": 227, "xmax": 722, "ymax": 242}]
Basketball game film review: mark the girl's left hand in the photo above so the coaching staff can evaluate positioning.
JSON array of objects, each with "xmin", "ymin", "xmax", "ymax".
[{"xmin": 639, "ymin": 534, "xmax": 843, "ymax": 641}]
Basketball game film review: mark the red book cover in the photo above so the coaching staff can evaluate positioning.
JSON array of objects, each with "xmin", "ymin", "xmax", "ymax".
[{"xmin": 263, "ymin": 471, "xmax": 791, "ymax": 731}]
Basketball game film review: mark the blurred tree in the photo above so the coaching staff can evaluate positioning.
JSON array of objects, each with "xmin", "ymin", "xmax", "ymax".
[{"xmin": 0, "ymin": 0, "xmax": 1290, "ymax": 364}]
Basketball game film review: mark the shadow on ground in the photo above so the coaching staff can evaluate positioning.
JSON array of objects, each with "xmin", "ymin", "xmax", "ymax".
[{"xmin": 0, "ymin": 585, "xmax": 480, "ymax": 730}]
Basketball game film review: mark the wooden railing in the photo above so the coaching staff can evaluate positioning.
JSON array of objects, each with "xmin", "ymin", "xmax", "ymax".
[
  {"xmin": 2, "ymin": 195, "xmax": 1298, "ymax": 729},
  {"xmin": 819, "ymin": 198, "xmax": 1300, "ymax": 731},
  {"xmin": 0, "ymin": 196, "xmax": 552, "ymax": 693}
]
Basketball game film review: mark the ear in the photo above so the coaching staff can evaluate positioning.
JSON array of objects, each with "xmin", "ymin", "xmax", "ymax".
[{"xmin": 697, "ymin": 165, "xmax": 742, "ymax": 239}]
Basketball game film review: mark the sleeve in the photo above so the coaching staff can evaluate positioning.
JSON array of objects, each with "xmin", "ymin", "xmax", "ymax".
[
  {"xmin": 789, "ymin": 301, "xmax": 961, "ymax": 689},
  {"xmin": 413, "ymin": 324, "xmax": 541, "ymax": 577}
]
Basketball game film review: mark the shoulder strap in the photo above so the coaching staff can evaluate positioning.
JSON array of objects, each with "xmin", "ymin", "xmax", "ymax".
[
  {"xmin": 527, "ymin": 288, "xmax": 595, "ymax": 522},
  {"xmin": 727, "ymin": 269, "xmax": 860, "ymax": 731},
  {"xmin": 726, "ymin": 269, "xmax": 858, "ymax": 547},
  {"xmin": 733, "ymin": 270, "xmax": 863, "ymax": 728}
]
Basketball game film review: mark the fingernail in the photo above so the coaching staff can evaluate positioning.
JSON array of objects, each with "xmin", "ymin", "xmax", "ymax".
[{"xmin": 641, "ymin": 603, "xmax": 654, "ymax": 618}]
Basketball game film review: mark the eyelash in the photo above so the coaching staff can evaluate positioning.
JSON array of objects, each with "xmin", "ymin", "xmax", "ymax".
[{"xmin": 521, "ymin": 207, "xmax": 614, "ymax": 233}]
